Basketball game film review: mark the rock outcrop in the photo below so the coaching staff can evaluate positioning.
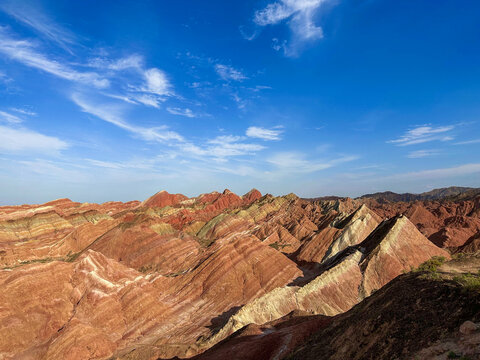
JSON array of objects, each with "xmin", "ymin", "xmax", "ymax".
[
  {"xmin": 0, "ymin": 188, "xmax": 477, "ymax": 360},
  {"xmin": 197, "ymin": 215, "xmax": 449, "ymax": 350},
  {"xmin": 195, "ymin": 254, "xmax": 480, "ymax": 360},
  {"xmin": 360, "ymin": 195, "xmax": 480, "ymax": 249},
  {"xmin": 141, "ymin": 190, "xmax": 188, "ymax": 208}
]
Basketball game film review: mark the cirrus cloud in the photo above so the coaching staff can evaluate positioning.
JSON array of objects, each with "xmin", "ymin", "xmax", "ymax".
[
  {"xmin": 0, "ymin": 124, "xmax": 68, "ymax": 154},
  {"xmin": 253, "ymin": 0, "xmax": 331, "ymax": 56},
  {"xmin": 246, "ymin": 126, "xmax": 283, "ymax": 140},
  {"xmin": 0, "ymin": 27, "xmax": 109, "ymax": 88},
  {"xmin": 215, "ymin": 64, "xmax": 247, "ymax": 82},
  {"xmin": 388, "ymin": 125, "xmax": 454, "ymax": 146}
]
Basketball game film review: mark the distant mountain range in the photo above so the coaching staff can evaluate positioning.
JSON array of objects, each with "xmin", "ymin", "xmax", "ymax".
[{"xmin": 358, "ymin": 186, "xmax": 480, "ymax": 202}]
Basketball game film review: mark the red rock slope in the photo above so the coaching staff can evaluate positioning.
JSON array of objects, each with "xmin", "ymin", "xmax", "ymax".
[
  {"xmin": 0, "ymin": 189, "xmax": 469, "ymax": 360},
  {"xmin": 194, "ymin": 254, "xmax": 480, "ymax": 360}
]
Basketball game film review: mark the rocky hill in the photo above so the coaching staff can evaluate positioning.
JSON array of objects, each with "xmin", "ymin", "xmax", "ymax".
[
  {"xmin": 0, "ymin": 188, "xmax": 479, "ymax": 359},
  {"xmin": 357, "ymin": 186, "xmax": 477, "ymax": 203},
  {"xmin": 194, "ymin": 254, "xmax": 480, "ymax": 360}
]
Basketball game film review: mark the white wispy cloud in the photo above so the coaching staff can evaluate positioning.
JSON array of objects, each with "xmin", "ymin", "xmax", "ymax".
[
  {"xmin": 407, "ymin": 149, "xmax": 440, "ymax": 158},
  {"xmin": 15, "ymin": 159, "xmax": 87, "ymax": 181},
  {"xmin": 215, "ymin": 64, "xmax": 248, "ymax": 81},
  {"xmin": 104, "ymin": 93, "xmax": 164, "ymax": 109},
  {"xmin": 239, "ymin": 25, "xmax": 259, "ymax": 41},
  {"xmin": 388, "ymin": 163, "xmax": 480, "ymax": 180},
  {"xmin": 454, "ymin": 139, "xmax": 480, "ymax": 145},
  {"xmin": 0, "ymin": 1, "xmax": 78, "ymax": 53},
  {"xmin": 119, "ymin": 66, "xmax": 173, "ymax": 108},
  {"xmin": 142, "ymin": 68, "xmax": 172, "ymax": 95},
  {"xmin": 0, "ymin": 30, "xmax": 172, "ymax": 109},
  {"xmin": 246, "ymin": 126, "xmax": 283, "ymax": 140},
  {"xmin": 231, "ymin": 93, "xmax": 247, "ymax": 109},
  {"xmin": 71, "ymin": 93, "xmax": 184, "ymax": 143},
  {"xmin": 84, "ymin": 158, "xmax": 159, "ymax": 170},
  {"xmin": 92, "ymin": 55, "xmax": 173, "ymax": 108},
  {"xmin": 167, "ymin": 107, "xmax": 196, "ymax": 118},
  {"xmin": 85, "ymin": 159, "xmax": 125, "ymax": 170},
  {"xmin": 272, "ymin": 38, "xmax": 286, "ymax": 52},
  {"xmin": 267, "ymin": 151, "xmax": 357, "ymax": 173},
  {"xmin": 209, "ymin": 135, "xmax": 245, "ymax": 144},
  {"xmin": 88, "ymin": 54, "xmax": 144, "ymax": 71},
  {"xmin": 0, "ymin": 70, "xmax": 13, "ymax": 84},
  {"xmin": 131, "ymin": 94, "xmax": 164, "ymax": 108},
  {"xmin": 0, "ymin": 28, "xmax": 109, "ymax": 88},
  {"xmin": 0, "ymin": 125, "xmax": 68, "ymax": 154},
  {"xmin": 102, "ymin": 93, "xmax": 139, "ymax": 105},
  {"xmin": 74, "ymin": 95, "xmax": 266, "ymax": 162},
  {"xmin": 253, "ymin": 0, "xmax": 329, "ymax": 56},
  {"xmin": 253, "ymin": 85, "xmax": 273, "ymax": 92},
  {"xmin": 0, "ymin": 110, "xmax": 22, "ymax": 123},
  {"xmin": 9, "ymin": 108, "xmax": 37, "ymax": 116},
  {"xmin": 0, "ymin": 11, "xmax": 174, "ymax": 108},
  {"xmin": 0, "ymin": 20, "xmax": 172, "ymax": 108},
  {"xmin": 181, "ymin": 135, "xmax": 265, "ymax": 160},
  {"xmin": 388, "ymin": 125, "xmax": 454, "ymax": 146}
]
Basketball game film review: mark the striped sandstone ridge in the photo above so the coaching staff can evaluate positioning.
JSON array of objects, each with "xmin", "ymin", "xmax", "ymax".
[
  {"xmin": 296, "ymin": 203, "xmax": 381, "ymax": 263},
  {"xmin": 0, "ymin": 239, "xmax": 301, "ymax": 359},
  {"xmin": 193, "ymin": 254, "xmax": 480, "ymax": 360},
  {"xmin": 198, "ymin": 215, "xmax": 449, "ymax": 350},
  {"xmin": 0, "ymin": 189, "xmax": 467, "ymax": 360},
  {"xmin": 1, "ymin": 190, "xmax": 324, "ymax": 359},
  {"xmin": 0, "ymin": 200, "xmax": 137, "ymax": 267},
  {"xmin": 360, "ymin": 194, "xmax": 480, "ymax": 249}
]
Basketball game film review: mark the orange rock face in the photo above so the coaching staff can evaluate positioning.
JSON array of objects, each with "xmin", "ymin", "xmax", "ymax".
[
  {"xmin": 361, "ymin": 196, "xmax": 480, "ymax": 249},
  {"xmin": 0, "ymin": 189, "xmax": 475, "ymax": 359},
  {"xmin": 141, "ymin": 190, "xmax": 188, "ymax": 208}
]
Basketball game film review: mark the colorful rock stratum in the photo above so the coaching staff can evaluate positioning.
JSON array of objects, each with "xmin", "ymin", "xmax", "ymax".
[{"xmin": 1, "ymin": 187, "xmax": 479, "ymax": 360}]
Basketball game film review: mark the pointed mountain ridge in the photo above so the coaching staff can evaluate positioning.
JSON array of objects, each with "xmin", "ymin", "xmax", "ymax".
[{"xmin": 141, "ymin": 190, "xmax": 188, "ymax": 208}]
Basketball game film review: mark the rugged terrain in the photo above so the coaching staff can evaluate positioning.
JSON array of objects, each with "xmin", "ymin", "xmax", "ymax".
[
  {"xmin": 196, "ymin": 255, "xmax": 480, "ymax": 360},
  {"xmin": 0, "ymin": 187, "xmax": 479, "ymax": 359}
]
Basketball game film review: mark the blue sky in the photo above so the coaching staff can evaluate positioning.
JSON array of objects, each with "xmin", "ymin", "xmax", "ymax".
[{"xmin": 0, "ymin": 0, "xmax": 480, "ymax": 204}]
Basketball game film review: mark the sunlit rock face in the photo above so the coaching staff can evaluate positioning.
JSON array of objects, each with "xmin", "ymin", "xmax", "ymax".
[
  {"xmin": 0, "ymin": 189, "xmax": 474, "ymax": 359},
  {"xmin": 360, "ymin": 195, "xmax": 480, "ymax": 249}
]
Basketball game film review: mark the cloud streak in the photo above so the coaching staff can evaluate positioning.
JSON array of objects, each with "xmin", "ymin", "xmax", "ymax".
[
  {"xmin": 388, "ymin": 163, "xmax": 480, "ymax": 180},
  {"xmin": 0, "ymin": 124, "xmax": 68, "ymax": 154},
  {"xmin": 141, "ymin": 68, "xmax": 172, "ymax": 96},
  {"xmin": 253, "ymin": 0, "xmax": 330, "ymax": 56},
  {"xmin": 71, "ymin": 93, "xmax": 184, "ymax": 142},
  {"xmin": 388, "ymin": 125, "xmax": 454, "ymax": 146},
  {"xmin": 215, "ymin": 64, "xmax": 247, "ymax": 81},
  {"xmin": 407, "ymin": 149, "xmax": 440, "ymax": 158},
  {"xmin": 454, "ymin": 139, "xmax": 480, "ymax": 145},
  {"xmin": 0, "ymin": 29, "xmax": 173, "ymax": 109},
  {"xmin": 0, "ymin": 110, "xmax": 23, "ymax": 124},
  {"xmin": 246, "ymin": 126, "xmax": 283, "ymax": 140},
  {"xmin": 0, "ymin": 1, "xmax": 78, "ymax": 53},
  {"xmin": 92, "ymin": 54, "xmax": 174, "ymax": 108},
  {"xmin": 267, "ymin": 151, "xmax": 357, "ymax": 173},
  {"xmin": 181, "ymin": 135, "xmax": 265, "ymax": 160},
  {"xmin": 167, "ymin": 107, "xmax": 196, "ymax": 118},
  {"xmin": 9, "ymin": 108, "xmax": 37, "ymax": 116},
  {"xmin": 0, "ymin": 28, "xmax": 109, "ymax": 88}
]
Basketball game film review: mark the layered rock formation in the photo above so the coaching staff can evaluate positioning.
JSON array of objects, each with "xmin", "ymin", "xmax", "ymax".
[
  {"xmin": 358, "ymin": 191, "xmax": 480, "ymax": 249},
  {"xmin": 0, "ymin": 188, "xmax": 478, "ymax": 360},
  {"xmin": 197, "ymin": 215, "xmax": 449, "ymax": 350},
  {"xmin": 196, "ymin": 254, "xmax": 480, "ymax": 360}
]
